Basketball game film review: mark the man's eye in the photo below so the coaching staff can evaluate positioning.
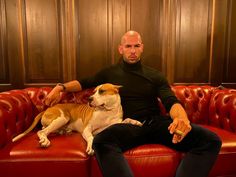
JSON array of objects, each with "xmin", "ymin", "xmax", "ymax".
[
  {"xmin": 98, "ymin": 89, "xmax": 105, "ymax": 94},
  {"xmin": 135, "ymin": 44, "xmax": 141, "ymax": 48},
  {"xmin": 125, "ymin": 45, "xmax": 131, "ymax": 48}
]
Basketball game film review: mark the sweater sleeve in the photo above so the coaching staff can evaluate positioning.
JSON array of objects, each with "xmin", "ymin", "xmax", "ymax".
[{"xmin": 156, "ymin": 74, "xmax": 180, "ymax": 112}]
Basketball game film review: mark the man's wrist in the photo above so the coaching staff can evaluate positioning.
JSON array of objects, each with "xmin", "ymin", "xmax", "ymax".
[{"xmin": 57, "ymin": 83, "xmax": 66, "ymax": 91}]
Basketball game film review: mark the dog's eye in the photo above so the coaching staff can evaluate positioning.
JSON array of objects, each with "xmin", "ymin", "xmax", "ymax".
[{"xmin": 98, "ymin": 89, "xmax": 105, "ymax": 94}]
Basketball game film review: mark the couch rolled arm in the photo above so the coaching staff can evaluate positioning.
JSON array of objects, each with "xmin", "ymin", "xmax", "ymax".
[{"xmin": 0, "ymin": 90, "xmax": 34, "ymax": 148}]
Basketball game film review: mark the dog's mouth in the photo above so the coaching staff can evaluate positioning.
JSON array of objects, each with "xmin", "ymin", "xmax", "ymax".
[{"xmin": 89, "ymin": 102, "xmax": 105, "ymax": 108}]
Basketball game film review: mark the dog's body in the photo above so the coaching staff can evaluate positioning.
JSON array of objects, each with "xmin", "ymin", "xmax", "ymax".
[{"xmin": 12, "ymin": 83, "xmax": 142, "ymax": 155}]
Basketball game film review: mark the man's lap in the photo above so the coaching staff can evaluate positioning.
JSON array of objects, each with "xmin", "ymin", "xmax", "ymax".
[{"xmin": 93, "ymin": 116, "xmax": 219, "ymax": 153}]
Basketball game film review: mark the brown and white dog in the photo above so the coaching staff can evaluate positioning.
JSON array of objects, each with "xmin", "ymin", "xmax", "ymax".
[{"xmin": 12, "ymin": 83, "xmax": 142, "ymax": 155}]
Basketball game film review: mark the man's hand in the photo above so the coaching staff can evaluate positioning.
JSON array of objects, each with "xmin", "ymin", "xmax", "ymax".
[
  {"xmin": 45, "ymin": 80, "xmax": 82, "ymax": 107},
  {"xmin": 44, "ymin": 86, "xmax": 62, "ymax": 106},
  {"xmin": 168, "ymin": 118, "xmax": 191, "ymax": 144},
  {"xmin": 122, "ymin": 118, "xmax": 143, "ymax": 127}
]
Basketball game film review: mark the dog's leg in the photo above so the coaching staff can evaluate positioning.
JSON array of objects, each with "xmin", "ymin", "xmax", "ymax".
[
  {"xmin": 37, "ymin": 115, "xmax": 69, "ymax": 147},
  {"xmin": 82, "ymin": 126, "xmax": 94, "ymax": 155}
]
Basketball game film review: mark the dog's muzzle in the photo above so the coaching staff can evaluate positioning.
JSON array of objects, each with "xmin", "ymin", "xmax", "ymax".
[{"xmin": 88, "ymin": 96, "xmax": 105, "ymax": 108}]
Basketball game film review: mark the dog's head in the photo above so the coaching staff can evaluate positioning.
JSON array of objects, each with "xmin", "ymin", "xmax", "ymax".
[{"xmin": 88, "ymin": 83, "xmax": 122, "ymax": 110}]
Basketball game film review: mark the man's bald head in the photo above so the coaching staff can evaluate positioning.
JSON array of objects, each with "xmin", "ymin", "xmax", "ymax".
[{"xmin": 120, "ymin": 31, "xmax": 143, "ymax": 45}]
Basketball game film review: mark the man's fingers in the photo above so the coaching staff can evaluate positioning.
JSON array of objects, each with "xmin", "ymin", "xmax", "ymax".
[
  {"xmin": 135, "ymin": 121, "xmax": 143, "ymax": 126},
  {"xmin": 172, "ymin": 134, "xmax": 179, "ymax": 144},
  {"xmin": 172, "ymin": 127, "xmax": 192, "ymax": 143},
  {"xmin": 122, "ymin": 118, "xmax": 143, "ymax": 127},
  {"xmin": 45, "ymin": 95, "xmax": 61, "ymax": 107},
  {"xmin": 172, "ymin": 132, "xmax": 184, "ymax": 144},
  {"xmin": 174, "ymin": 129, "xmax": 184, "ymax": 136},
  {"xmin": 168, "ymin": 122, "xmax": 178, "ymax": 134},
  {"xmin": 50, "ymin": 98, "xmax": 60, "ymax": 106}
]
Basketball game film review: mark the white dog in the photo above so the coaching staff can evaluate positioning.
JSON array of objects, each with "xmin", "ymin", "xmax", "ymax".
[{"xmin": 12, "ymin": 83, "xmax": 142, "ymax": 155}]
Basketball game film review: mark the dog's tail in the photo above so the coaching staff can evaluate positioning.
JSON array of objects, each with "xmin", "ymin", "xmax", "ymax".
[{"xmin": 12, "ymin": 111, "xmax": 44, "ymax": 142}]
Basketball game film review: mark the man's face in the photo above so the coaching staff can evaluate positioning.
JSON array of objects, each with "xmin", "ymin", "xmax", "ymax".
[{"xmin": 118, "ymin": 34, "xmax": 144, "ymax": 64}]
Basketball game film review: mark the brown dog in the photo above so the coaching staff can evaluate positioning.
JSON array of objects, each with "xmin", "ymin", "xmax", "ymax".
[{"xmin": 12, "ymin": 83, "xmax": 142, "ymax": 155}]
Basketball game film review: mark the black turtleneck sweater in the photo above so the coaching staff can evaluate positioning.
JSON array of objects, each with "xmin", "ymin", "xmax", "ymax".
[{"xmin": 79, "ymin": 60, "xmax": 179, "ymax": 121}]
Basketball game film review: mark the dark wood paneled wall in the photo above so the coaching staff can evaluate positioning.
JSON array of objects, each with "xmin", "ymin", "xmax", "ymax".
[
  {"xmin": 0, "ymin": 0, "xmax": 235, "ymax": 92},
  {"xmin": 174, "ymin": 0, "xmax": 212, "ymax": 83}
]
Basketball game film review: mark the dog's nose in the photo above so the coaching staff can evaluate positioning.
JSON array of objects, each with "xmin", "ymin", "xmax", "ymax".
[{"xmin": 88, "ymin": 96, "xmax": 93, "ymax": 102}]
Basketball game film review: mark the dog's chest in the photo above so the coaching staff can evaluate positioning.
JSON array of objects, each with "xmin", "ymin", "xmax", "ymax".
[{"xmin": 90, "ymin": 110, "xmax": 122, "ymax": 134}]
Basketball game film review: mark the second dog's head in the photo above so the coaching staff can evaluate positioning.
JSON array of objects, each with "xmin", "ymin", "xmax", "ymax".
[{"xmin": 88, "ymin": 83, "xmax": 122, "ymax": 110}]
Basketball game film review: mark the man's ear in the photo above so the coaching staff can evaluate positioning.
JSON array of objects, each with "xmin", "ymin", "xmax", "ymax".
[
  {"xmin": 118, "ymin": 45, "xmax": 123, "ymax": 54},
  {"xmin": 141, "ymin": 43, "xmax": 144, "ymax": 52}
]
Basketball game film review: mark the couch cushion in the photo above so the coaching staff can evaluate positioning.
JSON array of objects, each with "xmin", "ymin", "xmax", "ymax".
[
  {"xmin": 0, "ymin": 132, "xmax": 90, "ymax": 177},
  {"xmin": 91, "ymin": 144, "xmax": 181, "ymax": 177}
]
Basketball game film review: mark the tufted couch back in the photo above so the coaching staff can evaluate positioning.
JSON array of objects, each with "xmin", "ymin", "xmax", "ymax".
[{"xmin": 0, "ymin": 85, "xmax": 235, "ymax": 148}]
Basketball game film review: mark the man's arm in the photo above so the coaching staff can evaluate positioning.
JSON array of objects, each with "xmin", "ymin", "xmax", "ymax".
[
  {"xmin": 45, "ymin": 80, "xmax": 82, "ymax": 106},
  {"xmin": 168, "ymin": 103, "xmax": 192, "ymax": 144},
  {"xmin": 58, "ymin": 80, "xmax": 82, "ymax": 92}
]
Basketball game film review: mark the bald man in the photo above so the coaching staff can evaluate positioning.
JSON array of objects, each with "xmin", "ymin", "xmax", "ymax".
[{"xmin": 45, "ymin": 31, "xmax": 221, "ymax": 177}]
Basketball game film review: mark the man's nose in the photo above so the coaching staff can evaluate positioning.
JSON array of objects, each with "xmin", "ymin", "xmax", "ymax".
[{"xmin": 131, "ymin": 47, "xmax": 136, "ymax": 53}]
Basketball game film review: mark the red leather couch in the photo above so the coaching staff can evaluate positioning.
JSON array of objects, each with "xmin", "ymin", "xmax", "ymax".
[{"xmin": 0, "ymin": 85, "xmax": 236, "ymax": 177}]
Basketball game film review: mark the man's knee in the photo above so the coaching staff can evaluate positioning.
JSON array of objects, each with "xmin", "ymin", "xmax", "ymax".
[
  {"xmin": 190, "ymin": 125, "xmax": 222, "ymax": 154},
  {"xmin": 198, "ymin": 129, "xmax": 222, "ymax": 154},
  {"xmin": 209, "ymin": 133, "xmax": 222, "ymax": 154},
  {"xmin": 92, "ymin": 124, "xmax": 122, "ymax": 148},
  {"xmin": 93, "ymin": 131, "xmax": 113, "ymax": 145},
  {"xmin": 92, "ymin": 130, "xmax": 121, "ymax": 154}
]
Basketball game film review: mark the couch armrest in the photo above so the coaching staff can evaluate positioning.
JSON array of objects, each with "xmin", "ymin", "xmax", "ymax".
[{"xmin": 0, "ymin": 90, "xmax": 34, "ymax": 148}]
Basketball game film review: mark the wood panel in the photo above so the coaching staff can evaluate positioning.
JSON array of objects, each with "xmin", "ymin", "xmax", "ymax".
[
  {"xmin": 223, "ymin": 0, "xmax": 236, "ymax": 86},
  {"xmin": 111, "ymin": 0, "xmax": 131, "ymax": 63},
  {"xmin": 75, "ymin": 0, "xmax": 110, "ymax": 79},
  {"xmin": 0, "ymin": 0, "xmax": 9, "ymax": 85},
  {"xmin": 24, "ymin": 0, "xmax": 62, "ymax": 84},
  {"xmin": 212, "ymin": 0, "xmax": 236, "ymax": 88},
  {"xmin": 211, "ymin": 0, "xmax": 228, "ymax": 86},
  {"xmin": 130, "ymin": 0, "xmax": 163, "ymax": 71},
  {"xmin": 4, "ymin": 0, "xmax": 25, "ymax": 90},
  {"xmin": 174, "ymin": 0, "xmax": 212, "ymax": 84}
]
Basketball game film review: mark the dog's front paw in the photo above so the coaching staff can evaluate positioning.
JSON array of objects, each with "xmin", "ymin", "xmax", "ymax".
[
  {"xmin": 122, "ymin": 118, "xmax": 143, "ymax": 127},
  {"xmin": 86, "ymin": 143, "xmax": 95, "ymax": 155}
]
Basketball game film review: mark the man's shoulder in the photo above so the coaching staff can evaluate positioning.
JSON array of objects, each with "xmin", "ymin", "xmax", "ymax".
[
  {"xmin": 101, "ymin": 63, "xmax": 120, "ymax": 71},
  {"xmin": 142, "ymin": 64, "xmax": 168, "ymax": 84},
  {"xmin": 142, "ymin": 64, "xmax": 162, "ymax": 75},
  {"xmin": 96, "ymin": 63, "xmax": 121, "ymax": 76}
]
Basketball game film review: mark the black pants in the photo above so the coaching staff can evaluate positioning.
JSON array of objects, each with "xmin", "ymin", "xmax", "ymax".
[{"xmin": 92, "ymin": 116, "xmax": 222, "ymax": 177}]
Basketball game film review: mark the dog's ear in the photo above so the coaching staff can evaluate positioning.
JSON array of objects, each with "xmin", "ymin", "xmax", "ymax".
[
  {"xmin": 114, "ymin": 85, "xmax": 123, "ymax": 89},
  {"xmin": 114, "ymin": 85, "xmax": 123, "ymax": 93}
]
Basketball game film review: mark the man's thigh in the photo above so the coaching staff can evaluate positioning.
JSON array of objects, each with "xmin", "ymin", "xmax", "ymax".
[
  {"xmin": 147, "ymin": 116, "xmax": 219, "ymax": 152},
  {"xmin": 93, "ymin": 123, "xmax": 149, "ymax": 151}
]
